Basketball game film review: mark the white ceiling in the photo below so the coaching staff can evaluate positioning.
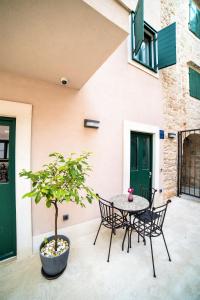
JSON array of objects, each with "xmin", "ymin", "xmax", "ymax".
[{"xmin": 0, "ymin": 0, "xmax": 128, "ymax": 89}]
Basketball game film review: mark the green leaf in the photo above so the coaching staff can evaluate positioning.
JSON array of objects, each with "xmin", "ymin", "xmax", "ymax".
[
  {"xmin": 35, "ymin": 192, "xmax": 41, "ymax": 204},
  {"xmin": 22, "ymin": 190, "xmax": 37, "ymax": 199},
  {"xmin": 46, "ymin": 201, "xmax": 52, "ymax": 208}
]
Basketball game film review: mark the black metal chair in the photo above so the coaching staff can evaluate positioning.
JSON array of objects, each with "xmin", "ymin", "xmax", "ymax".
[
  {"xmin": 122, "ymin": 187, "xmax": 157, "ymax": 252},
  {"xmin": 140, "ymin": 186, "xmax": 157, "ymax": 209},
  {"xmin": 132, "ymin": 187, "xmax": 157, "ymax": 245},
  {"xmin": 93, "ymin": 195, "xmax": 125, "ymax": 262},
  {"xmin": 132, "ymin": 200, "xmax": 172, "ymax": 277}
]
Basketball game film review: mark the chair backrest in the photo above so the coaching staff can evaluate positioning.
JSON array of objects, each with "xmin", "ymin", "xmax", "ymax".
[
  {"xmin": 150, "ymin": 200, "xmax": 171, "ymax": 236},
  {"xmin": 150, "ymin": 188, "xmax": 157, "ymax": 208},
  {"xmin": 140, "ymin": 186, "xmax": 157, "ymax": 208},
  {"xmin": 97, "ymin": 195, "xmax": 114, "ymax": 223}
]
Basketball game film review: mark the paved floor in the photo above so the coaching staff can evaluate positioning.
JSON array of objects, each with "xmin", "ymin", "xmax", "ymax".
[{"xmin": 0, "ymin": 197, "xmax": 200, "ymax": 300}]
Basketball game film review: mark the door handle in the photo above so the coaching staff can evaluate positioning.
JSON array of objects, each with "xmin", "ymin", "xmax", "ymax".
[{"xmin": 149, "ymin": 172, "xmax": 152, "ymax": 178}]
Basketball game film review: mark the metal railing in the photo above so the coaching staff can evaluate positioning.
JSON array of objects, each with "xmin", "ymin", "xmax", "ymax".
[{"xmin": 177, "ymin": 129, "xmax": 200, "ymax": 198}]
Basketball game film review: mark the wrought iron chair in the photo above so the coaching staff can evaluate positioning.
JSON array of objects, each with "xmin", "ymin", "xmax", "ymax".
[
  {"xmin": 139, "ymin": 186, "xmax": 157, "ymax": 209},
  {"xmin": 93, "ymin": 195, "xmax": 125, "ymax": 262},
  {"xmin": 133, "ymin": 187, "xmax": 157, "ymax": 244},
  {"xmin": 122, "ymin": 187, "xmax": 157, "ymax": 252},
  {"xmin": 132, "ymin": 200, "xmax": 172, "ymax": 277}
]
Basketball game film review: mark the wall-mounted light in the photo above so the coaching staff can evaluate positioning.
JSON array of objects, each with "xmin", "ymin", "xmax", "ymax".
[
  {"xmin": 84, "ymin": 119, "xmax": 100, "ymax": 129},
  {"xmin": 168, "ymin": 132, "xmax": 176, "ymax": 138}
]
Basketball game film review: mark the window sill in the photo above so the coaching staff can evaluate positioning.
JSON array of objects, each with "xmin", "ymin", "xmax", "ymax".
[
  {"xmin": 189, "ymin": 95, "xmax": 200, "ymax": 101},
  {"xmin": 188, "ymin": 29, "xmax": 200, "ymax": 42},
  {"xmin": 128, "ymin": 59, "xmax": 159, "ymax": 79}
]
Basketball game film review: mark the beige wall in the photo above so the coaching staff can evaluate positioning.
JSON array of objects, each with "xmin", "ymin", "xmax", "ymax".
[{"xmin": 0, "ymin": 37, "xmax": 163, "ymax": 236}]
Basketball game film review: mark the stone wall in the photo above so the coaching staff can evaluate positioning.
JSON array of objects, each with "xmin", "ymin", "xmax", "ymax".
[{"xmin": 160, "ymin": 0, "xmax": 200, "ymax": 198}]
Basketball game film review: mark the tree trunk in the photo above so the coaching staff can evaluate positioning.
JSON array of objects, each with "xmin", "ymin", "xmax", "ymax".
[{"xmin": 53, "ymin": 201, "xmax": 58, "ymax": 251}]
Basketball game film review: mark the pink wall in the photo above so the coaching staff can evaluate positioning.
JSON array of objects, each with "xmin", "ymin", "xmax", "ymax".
[{"xmin": 0, "ymin": 40, "xmax": 163, "ymax": 236}]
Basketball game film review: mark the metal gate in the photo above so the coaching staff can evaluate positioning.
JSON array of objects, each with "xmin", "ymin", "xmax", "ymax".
[{"xmin": 178, "ymin": 129, "xmax": 200, "ymax": 198}]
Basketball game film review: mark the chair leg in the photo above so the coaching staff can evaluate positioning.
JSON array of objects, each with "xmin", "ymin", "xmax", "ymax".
[
  {"xmin": 149, "ymin": 237, "xmax": 156, "ymax": 278},
  {"xmin": 122, "ymin": 227, "xmax": 128, "ymax": 251},
  {"xmin": 130, "ymin": 228, "xmax": 133, "ymax": 248},
  {"xmin": 161, "ymin": 231, "xmax": 171, "ymax": 261},
  {"xmin": 93, "ymin": 222, "xmax": 102, "ymax": 245},
  {"xmin": 127, "ymin": 228, "xmax": 130, "ymax": 253},
  {"xmin": 138, "ymin": 220, "xmax": 141, "ymax": 243},
  {"xmin": 138, "ymin": 232, "xmax": 140, "ymax": 243},
  {"xmin": 107, "ymin": 229, "xmax": 113, "ymax": 262},
  {"xmin": 143, "ymin": 224, "xmax": 146, "ymax": 246}
]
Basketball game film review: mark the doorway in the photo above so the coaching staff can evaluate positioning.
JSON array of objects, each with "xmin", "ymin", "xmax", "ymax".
[
  {"xmin": 130, "ymin": 131, "xmax": 152, "ymax": 196},
  {"xmin": 178, "ymin": 129, "xmax": 200, "ymax": 198},
  {"xmin": 0, "ymin": 117, "xmax": 16, "ymax": 261}
]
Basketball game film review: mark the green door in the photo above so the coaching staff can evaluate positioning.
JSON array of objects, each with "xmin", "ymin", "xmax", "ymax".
[
  {"xmin": 0, "ymin": 117, "xmax": 16, "ymax": 261},
  {"xmin": 130, "ymin": 131, "xmax": 152, "ymax": 196}
]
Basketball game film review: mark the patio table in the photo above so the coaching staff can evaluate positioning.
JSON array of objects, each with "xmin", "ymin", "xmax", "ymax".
[
  {"xmin": 109, "ymin": 194, "xmax": 150, "ymax": 252},
  {"xmin": 109, "ymin": 194, "xmax": 149, "ymax": 213}
]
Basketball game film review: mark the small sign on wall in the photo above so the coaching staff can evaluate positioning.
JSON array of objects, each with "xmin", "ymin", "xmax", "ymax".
[{"xmin": 159, "ymin": 130, "xmax": 164, "ymax": 139}]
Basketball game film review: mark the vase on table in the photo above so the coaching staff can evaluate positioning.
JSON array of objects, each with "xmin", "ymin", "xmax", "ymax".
[{"xmin": 128, "ymin": 187, "xmax": 134, "ymax": 202}]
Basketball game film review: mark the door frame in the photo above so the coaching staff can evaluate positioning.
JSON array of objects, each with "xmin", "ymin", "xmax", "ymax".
[
  {"xmin": 123, "ymin": 120, "xmax": 160, "ymax": 194},
  {"xmin": 0, "ymin": 100, "xmax": 32, "ymax": 260}
]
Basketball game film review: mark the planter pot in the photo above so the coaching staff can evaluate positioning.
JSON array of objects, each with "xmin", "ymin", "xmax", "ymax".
[{"xmin": 40, "ymin": 235, "xmax": 70, "ymax": 279}]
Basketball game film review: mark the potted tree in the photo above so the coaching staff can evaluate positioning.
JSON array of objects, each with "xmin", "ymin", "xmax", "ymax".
[{"xmin": 20, "ymin": 152, "xmax": 96, "ymax": 279}]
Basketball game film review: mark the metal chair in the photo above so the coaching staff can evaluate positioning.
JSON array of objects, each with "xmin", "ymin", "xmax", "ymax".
[
  {"xmin": 134, "ymin": 187, "xmax": 157, "ymax": 244},
  {"xmin": 93, "ymin": 195, "xmax": 125, "ymax": 262},
  {"xmin": 122, "ymin": 187, "xmax": 157, "ymax": 252},
  {"xmin": 139, "ymin": 186, "xmax": 157, "ymax": 209},
  {"xmin": 132, "ymin": 200, "xmax": 172, "ymax": 277}
]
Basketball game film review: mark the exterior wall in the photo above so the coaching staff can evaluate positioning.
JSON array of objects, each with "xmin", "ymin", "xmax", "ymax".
[
  {"xmin": 117, "ymin": 0, "xmax": 161, "ymax": 30},
  {"xmin": 161, "ymin": 0, "xmax": 200, "ymax": 198},
  {"xmin": 0, "ymin": 37, "xmax": 163, "ymax": 237}
]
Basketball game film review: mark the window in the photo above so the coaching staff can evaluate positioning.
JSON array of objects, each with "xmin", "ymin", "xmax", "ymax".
[
  {"xmin": 132, "ymin": 20, "xmax": 157, "ymax": 72},
  {"xmin": 135, "ymin": 34, "xmax": 151, "ymax": 66},
  {"xmin": 0, "ymin": 125, "xmax": 9, "ymax": 183},
  {"xmin": 189, "ymin": 0, "xmax": 200, "ymax": 39},
  {"xmin": 189, "ymin": 67, "xmax": 200, "ymax": 100},
  {"xmin": 131, "ymin": 0, "xmax": 176, "ymax": 72}
]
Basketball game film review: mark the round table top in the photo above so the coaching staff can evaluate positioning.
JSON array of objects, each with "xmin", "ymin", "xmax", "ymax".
[{"xmin": 109, "ymin": 194, "xmax": 149, "ymax": 213}]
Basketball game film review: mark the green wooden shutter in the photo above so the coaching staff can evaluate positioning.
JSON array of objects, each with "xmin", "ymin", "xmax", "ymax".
[
  {"xmin": 189, "ymin": 0, "xmax": 200, "ymax": 39},
  {"xmin": 189, "ymin": 68, "xmax": 200, "ymax": 100},
  {"xmin": 158, "ymin": 22, "xmax": 176, "ymax": 69},
  {"xmin": 134, "ymin": 0, "xmax": 144, "ymax": 55}
]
